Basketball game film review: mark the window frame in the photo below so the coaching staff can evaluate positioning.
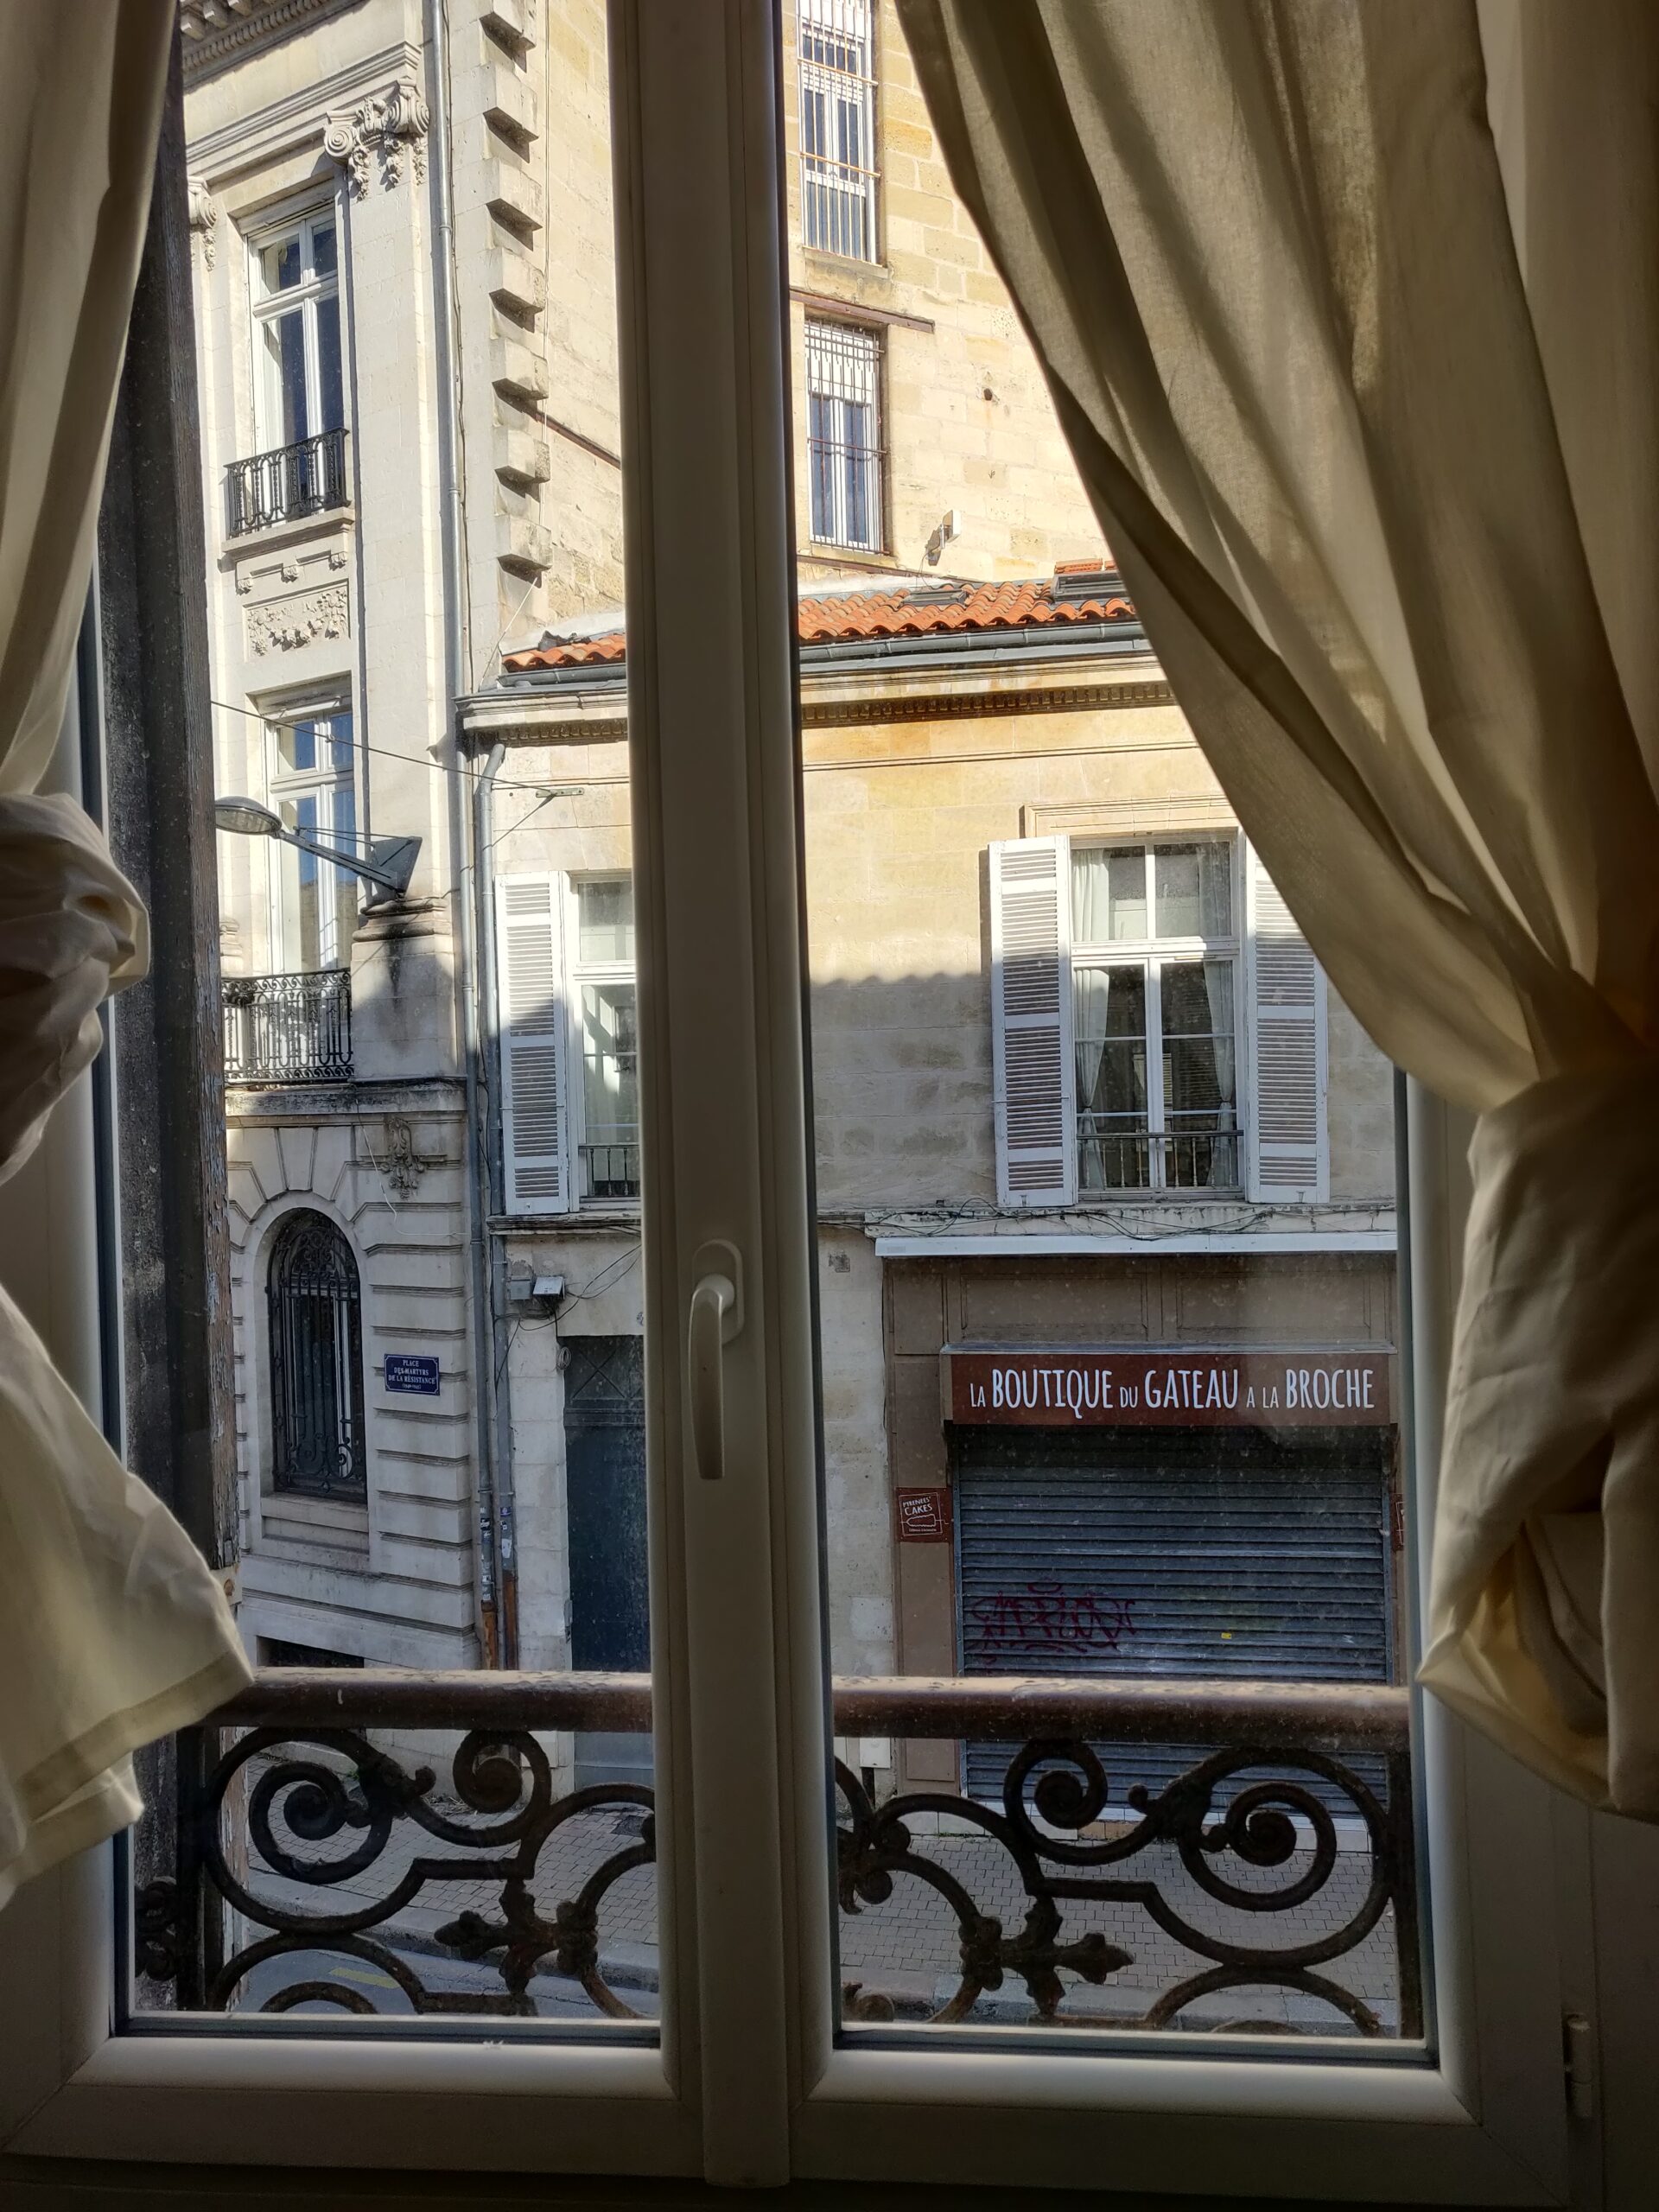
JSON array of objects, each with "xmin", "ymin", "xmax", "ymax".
[
  {"xmin": 1071, "ymin": 834, "xmax": 1243, "ymax": 1197},
  {"xmin": 264, "ymin": 1205, "xmax": 370, "ymax": 1505},
  {"xmin": 565, "ymin": 872, "xmax": 641, "ymax": 1208},
  {"xmin": 263, "ymin": 693, "xmax": 359, "ymax": 975},
  {"xmin": 797, "ymin": 0, "xmax": 880, "ymax": 264},
  {"xmin": 246, "ymin": 203, "xmax": 345, "ymax": 457},
  {"xmin": 0, "ymin": 5, "xmax": 1589, "ymax": 2201},
  {"xmin": 804, "ymin": 315, "xmax": 886, "ymax": 552}
]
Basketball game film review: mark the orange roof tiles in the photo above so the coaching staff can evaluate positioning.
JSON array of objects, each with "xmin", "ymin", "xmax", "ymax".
[{"xmin": 501, "ymin": 569, "xmax": 1135, "ymax": 672}]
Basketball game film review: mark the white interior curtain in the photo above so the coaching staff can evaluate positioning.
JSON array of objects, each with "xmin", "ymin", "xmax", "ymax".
[
  {"xmin": 1202, "ymin": 959, "xmax": 1236, "ymax": 1190},
  {"xmin": 1072, "ymin": 964, "xmax": 1110, "ymax": 1192},
  {"xmin": 898, "ymin": 0, "xmax": 1659, "ymax": 1815},
  {"xmin": 0, "ymin": 3, "xmax": 250, "ymax": 1910}
]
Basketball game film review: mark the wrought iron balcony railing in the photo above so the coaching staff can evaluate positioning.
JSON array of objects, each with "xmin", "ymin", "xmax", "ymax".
[
  {"xmin": 226, "ymin": 427, "xmax": 349, "ymax": 537},
  {"xmin": 223, "ymin": 969, "xmax": 352, "ymax": 1085},
  {"xmin": 580, "ymin": 1139, "xmax": 642, "ymax": 1201},
  {"xmin": 1079, "ymin": 1115, "xmax": 1242, "ymax": 1193},
  {"xmin": 136, "ymin": 1670, "xmax": 1420, "ymax": 2038}
]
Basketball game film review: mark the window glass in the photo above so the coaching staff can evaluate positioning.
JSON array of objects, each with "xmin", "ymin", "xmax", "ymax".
[
  {"xmin": 580, "ymin": 980, "xmax": 639, "ymax": 1199},
  {"xmin": 262, "ymin": 232, "xmax": 302, "ymax": 295},
  {"xmin": 1155, "ymin": 840, "xmax": 1232, "ymax": 938},
  {"xmin": 804, "ymin": 320, "xmax": 881, "ymax": 550},
  {"xmin": 798, "ymin": 0, "xmax": 878, "ymax": 262},
  {"xmin": 310, "ymin": 218, "xmax": 337, "ymax": 280},
  {"xmin": 1072, "ymin": 844, "xmax": 1148, "ymax": 942},
  {"xmin": 577, "ymin": 875, "xmax": 635, "ymax": 963}
]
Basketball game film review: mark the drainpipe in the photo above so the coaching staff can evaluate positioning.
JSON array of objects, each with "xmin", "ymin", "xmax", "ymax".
[
  {"xmin": 424, "ymin": 0, "xmax": 506, "ymax": 1668},
  {"xmin": 472, "ymin": 741, "xmax": 519, "ymax": 1668}
]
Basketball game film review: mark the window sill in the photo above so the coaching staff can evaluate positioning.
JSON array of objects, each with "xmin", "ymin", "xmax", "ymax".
[{"xmin": 215, "ymin": 504, "xmax": 356, "ymax": 568}]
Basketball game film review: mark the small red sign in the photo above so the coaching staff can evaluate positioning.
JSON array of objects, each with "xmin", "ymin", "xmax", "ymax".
[
  {"xmin": 944, "ymin": 1347, "xmax": 1394, "ymax": 1429},
  {"xmin": 895, "ymin": 1487, "xmax": 952, "ymax": 1543}
]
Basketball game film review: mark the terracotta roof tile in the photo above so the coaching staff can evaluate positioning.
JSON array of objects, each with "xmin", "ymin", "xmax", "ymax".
[{"xmin": 501, "ymin": 567, "xmax": 1135, "ymax": 672}]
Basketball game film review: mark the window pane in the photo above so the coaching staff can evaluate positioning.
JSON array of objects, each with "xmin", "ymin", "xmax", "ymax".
[
  {"xmin": 1154, "ymin": 840, "xmax": 1232, "ymax": 938},
  {"xmin": 139, "ymin": 0, "xmax": 662, "ymax": 2037},
  {"xmin": 263, "ymin": 308, "xmax": 309, "ymax": 444},
  {"xmin": 581, "ymin": 981, "xmax": 639, "ymax": 1199},
  {"xmin": 576, "ymin": 875, "xmax": 635, "ymax": 963},
  {"xmin": 1072, "ymin": 846, "xmax": 1148, "ymax": 942},
  {"xmin": 316, "ymin": 292, "xmax": 345, "ymax": 434},
  {"xmin": 261, "ymin": 231, "xmax": 302, "ymax": 294},
  {"xmin": 793, "ymin": 4, "xmax": 1421, "ymax": 2051}
]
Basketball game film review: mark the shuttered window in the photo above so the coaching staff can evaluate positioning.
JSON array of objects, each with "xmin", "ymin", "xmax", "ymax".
[
  {"xmin": 494, "ymin": 872, "xmax": 572, "ymax": 1215},
  {"xmin": 1245, "ymin": 843, "xmax": 1328, "ymax": 1201},
  {"xmin": 989, "ymin": 834, "xmax": 1328, "ymax": 1206},
  {"xmin": 988, "ymin": 836, "xmax": 1075, "ymax": 1206}
]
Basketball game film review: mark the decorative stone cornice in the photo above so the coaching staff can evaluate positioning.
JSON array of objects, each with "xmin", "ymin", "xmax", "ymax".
[
  {"xmin": 178, "ymin": 0, "xmax": 366, "ymax": 84},
  {"xmin": 323, "ymin": 79, "xmax": 430, "ymax": 199},
  {"xmin": 186, "ymin": 175, "xmax": 217, "ymax": 269}
]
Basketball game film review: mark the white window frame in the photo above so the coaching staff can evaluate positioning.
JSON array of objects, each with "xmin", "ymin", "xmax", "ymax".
[
  {"xmin": 566, "ymin": 873, "xmax": 640, "ymax": 1209},
  {"xmin": 1071, "ymin": 835, "xmax": 1243, "ymax": 1196},
  {"xmin": 804, "ymin": 316, "xmax": 885, "ymax": 551},
  {"xmin": 798, "ymin": 0, "xmax": 880, "ymax": 263},
  {"xmin": 247, "ymin": 203, "xmax": 345, "ymax": 456},
  {"xmin": 263, "ymin": 692, "xmax": 359, "ymax": 974},
  {"xmin": 0, "ymin": 6, "xmax": 1599, "ymax": 2201}
]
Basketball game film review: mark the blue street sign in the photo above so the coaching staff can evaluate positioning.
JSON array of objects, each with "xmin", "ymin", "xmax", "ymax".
[{"xmin": 385, "ymin": 1354, "xmax": 442, "ymax": 1397}]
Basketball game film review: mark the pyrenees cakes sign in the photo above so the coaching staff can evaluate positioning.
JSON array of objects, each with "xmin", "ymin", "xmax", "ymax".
[{"xmin": 944, "ymin": 1346, "xmax": 1393, "ymax": 1429}]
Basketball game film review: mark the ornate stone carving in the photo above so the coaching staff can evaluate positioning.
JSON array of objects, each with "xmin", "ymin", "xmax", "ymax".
[
  {"xmin": 373, "ymin": 1117, "xmax": 439, "ymax": 1197},
  {"xmin": 323, "ymin": 79, "xmax": 430, "ymax": 199},
  {"xmin": 187, "ymin": 175, "xmax": 217, "ymax": 268},
  {"xmin": 327, "ymin": 545, "xmax": 349, "ymax": 571},
  {"xmin": 280, "ymin": 558, "xmax": 301, "ymax": 582},
  {"xmin": 245, "ymin": 584, "xmax": 349, "ymax": 657}
]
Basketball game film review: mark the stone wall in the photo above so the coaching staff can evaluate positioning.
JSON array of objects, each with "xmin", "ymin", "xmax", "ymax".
[{"xmin": 782, "ymin": 0, "xmax": 1102, "ymax": 582}]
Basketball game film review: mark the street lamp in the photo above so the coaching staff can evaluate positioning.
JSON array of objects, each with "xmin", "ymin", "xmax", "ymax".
[{"xmin": 213, "ymin": 795, "xmax": 421, "ymax": 906}]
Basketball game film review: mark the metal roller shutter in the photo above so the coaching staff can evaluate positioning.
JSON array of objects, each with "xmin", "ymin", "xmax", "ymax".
[{"xmin": 956, "ymin": 1427, "xmax": 1392, "ymax": 1807}]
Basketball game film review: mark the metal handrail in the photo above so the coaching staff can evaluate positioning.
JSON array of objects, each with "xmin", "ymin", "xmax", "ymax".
[
  {"xmin": 226, "ymin": 426, "xmax": 349, "ymax": 537},
  {"xmin": 209, "ymin": 1667, "xmax": 1408, "ymax": 1750},
  {"xmin": 223, "ymin": 968, "xmax": 352, "ymax": 1084}
]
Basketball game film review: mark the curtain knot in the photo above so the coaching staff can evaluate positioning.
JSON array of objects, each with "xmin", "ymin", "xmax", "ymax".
[
  {"xmin": 0, "ymin": 792, "xmax": 148, "ymax": 1187},
  {"xmin": 1422, "ymin": 1059, "xmax": 1659, "ymax": 1814}
]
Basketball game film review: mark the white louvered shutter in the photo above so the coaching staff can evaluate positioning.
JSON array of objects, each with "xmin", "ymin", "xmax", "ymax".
[
  {"xmin": 494, "ymin": 873, "xmax": 572, "ymax": 1215},
  {"xmin": 1245, "ymin": 842, "xmax": 1327, "ymax": 1202},
  {"xmin": 989, "ymin": 836, "xmax": 1076, "ymax": 1208}
]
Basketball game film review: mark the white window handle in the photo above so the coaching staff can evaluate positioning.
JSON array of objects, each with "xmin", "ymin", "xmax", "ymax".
[{"xmin": 687, "ymin": 1241, "xmax": 743, "ymax": 1482}]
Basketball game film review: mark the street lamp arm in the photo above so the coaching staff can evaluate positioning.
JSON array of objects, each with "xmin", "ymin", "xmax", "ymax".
[{"xmin": 279, "ymin": 826, "xmax": 420, "ymax": 900}]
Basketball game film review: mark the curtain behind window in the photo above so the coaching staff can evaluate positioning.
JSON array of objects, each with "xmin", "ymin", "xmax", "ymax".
[
  {"xmin": 0, "ymin": 3, "xmax": 250, "ymax": 1910},
  {"xmin": 898, "ymin": 0, "xmax": 1659, "ymax": 1815}
]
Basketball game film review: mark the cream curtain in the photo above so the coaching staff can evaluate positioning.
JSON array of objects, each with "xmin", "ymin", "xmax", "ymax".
[
  {"xmin": 0, "ymin": 3, "xmax": 251, "ymax": 1910},
  {"xmin": 898, "ymin": 0, "xmax": 1659, "ymax": 1814}
]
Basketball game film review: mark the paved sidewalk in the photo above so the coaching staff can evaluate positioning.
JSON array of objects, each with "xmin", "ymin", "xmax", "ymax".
[{"xmin": 219, "ymin": 1774, "xmax": 1402, "ymax": 2036}]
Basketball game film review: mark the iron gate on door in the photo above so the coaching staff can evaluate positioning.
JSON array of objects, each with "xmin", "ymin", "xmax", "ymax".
[{"xmin": 954, "ymin": 1426, "xmax": 1395, "ymax": 1806}]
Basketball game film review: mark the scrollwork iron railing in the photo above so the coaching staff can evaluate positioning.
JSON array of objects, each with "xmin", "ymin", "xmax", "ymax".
[
  {"xmin": 134, "ymin": 1672, "xmax": 1420, "ymax": 2039},
  {"xmin": 223, "ymin": 969, "xmax": 352, "ymax": 1084},
  {"xmin": 226, "ymin": 427, "xmax": 349, "ymax": 536}
]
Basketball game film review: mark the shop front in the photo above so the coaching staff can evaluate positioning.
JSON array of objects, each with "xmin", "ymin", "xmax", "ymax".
[{"xmin": 884, "ymin": 1256, "xmax": 1403, "ymax": 1801}]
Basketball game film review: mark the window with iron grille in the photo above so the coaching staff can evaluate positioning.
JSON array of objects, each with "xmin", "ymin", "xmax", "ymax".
[
  {"xmin": 804, "ymin": 319, "xmax": 883, "ymax": 551},
  {"xmin": 798, "ymin": 0, "xmax": 878, "ymax": 260},
  {"xmin": 265, "ymin": 1210, "xmax": 368, "ymax": 1503}
]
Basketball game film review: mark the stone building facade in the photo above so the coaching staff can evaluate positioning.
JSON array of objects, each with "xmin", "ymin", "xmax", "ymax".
[
  {"xmin": 471, "ymin": 575, "xmax": 1402, "ymax": 1798},
  {"xmin": 182, "ymin": 0, "xmax": 1402, "ymax": 1795}
]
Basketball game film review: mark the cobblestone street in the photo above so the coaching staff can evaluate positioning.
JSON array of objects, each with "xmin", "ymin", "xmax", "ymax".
[{"xmin": 228, "ymin": 1777, "xmax": 1402, "ymax": 2037}]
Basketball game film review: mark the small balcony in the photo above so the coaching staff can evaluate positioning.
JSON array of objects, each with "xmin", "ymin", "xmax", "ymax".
[
  {"xmin": 226, "ymin": 427, "xmax": 349, "ymax": 537},
  {"xmin": 143, "ymin": 1670, "xmax": 1419, "ymax": 2034},
  {"xmin": 1079, "ymin": 1115, "xmax": 1241, "ymax": 1193},
  {"xmin": 580, "ymin": 1138, "xmax": 642, "ymax": 1201},
  {"xmin": 223, "ymin": 969, "xmax": 352, "ymax": 1085}
]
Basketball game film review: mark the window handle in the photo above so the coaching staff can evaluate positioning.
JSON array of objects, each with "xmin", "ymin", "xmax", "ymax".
[{"xmin": 688, "ymin": 1241, "xmax": 743, "ymax": 1482}]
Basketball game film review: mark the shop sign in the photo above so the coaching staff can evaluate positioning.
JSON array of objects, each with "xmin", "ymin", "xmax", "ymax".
[
  {"xmin": 944, "ymin": 1346, "xmax": 1393, "ymax": 1428},
  {"xmin": 895, "ymin": 1487, "xmax": 953, "ymax": 1542}
]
